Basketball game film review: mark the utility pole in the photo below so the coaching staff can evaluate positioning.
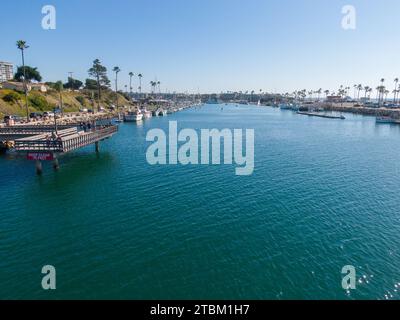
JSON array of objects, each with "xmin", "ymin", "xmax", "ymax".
[{"xmin": 68, "ymin": 71, "xmax": 74, "ymax": 90}]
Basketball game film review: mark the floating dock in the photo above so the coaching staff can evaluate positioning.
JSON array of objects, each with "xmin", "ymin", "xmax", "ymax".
[{"xmin": 297, "ymin": 112, "xmax": 345, "ymax": 120}]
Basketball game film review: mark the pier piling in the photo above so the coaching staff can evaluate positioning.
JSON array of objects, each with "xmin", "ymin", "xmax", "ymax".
[
  {"xmin": 95, "ymin": 141, "xmax": 99, "ymax": 153},
  {"xmin": 53, "ymin": 155, "xmax": 59, "ymax": 170},
  {"xmin": 35, "ymin": 160, "xmax": 43, "ymax": 175}
]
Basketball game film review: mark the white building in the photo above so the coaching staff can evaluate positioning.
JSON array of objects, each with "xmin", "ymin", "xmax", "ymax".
[{"xmin": 0, "ymin": 61, "xmax": 14, "ymax": 83}]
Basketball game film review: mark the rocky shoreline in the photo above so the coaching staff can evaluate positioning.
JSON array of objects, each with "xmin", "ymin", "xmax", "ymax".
[{"xmin": 322, "ymin": 102, "xmax": 400, "ymax": 118}]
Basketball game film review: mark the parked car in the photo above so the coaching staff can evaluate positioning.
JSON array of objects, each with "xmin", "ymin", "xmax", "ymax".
[
  {"xmin": 3, "ymin": 115, "xmax": 16, "ymax": 123},
  {"xmin": 29, "ymin": 112, "xmax": 43, "ymax": 119},
  {"xmin": 43, "ymin": 111, "xmax": 55, "ymax": 118}
]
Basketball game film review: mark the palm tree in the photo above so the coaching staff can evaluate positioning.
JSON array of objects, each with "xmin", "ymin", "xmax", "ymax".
[
  {"xmin": 113, "ymin": 66, "xmax": 121, "ymax": 109},
  {"xmin": 379, "ymin": 78, "xmax": 385, "ymax": 106},
  {"xmin": 316, "ymin": 88, "xmax": 322, "ymax": 101},
  {"xmin": 16, "ymin": 40, "xmax": 30, "ymax": 121},
  {"xmin": 157, "ymin": 81, "xmax": 161, "ymax": 94},
  {"xmin": 384, "ymin": 89, "xmax": 390, "ymax": 102},
  {"xmin": 394, "ymin": 78, "xmax": 399, "ymax": 103},
  {"xmin": 363, "ymin": 86, "xmax": 370, "ymax": 100},
  {"xmin": 138, "ymin": 74, "xmax": 143, "ymax": 94},
  {"xmin": 357, "ymin": 84, "xmax": 363, "ymax": 101},
  {"xmin": 128, "ymin": 72, "xmax": 134, "ymax": 95},
  {"xmin": 150, "ymin": 81, "xmax": 156, "ymax": 94},
  {"xmin": 324, "ymin": 90, "xmax": 330, "ymax": 98}
]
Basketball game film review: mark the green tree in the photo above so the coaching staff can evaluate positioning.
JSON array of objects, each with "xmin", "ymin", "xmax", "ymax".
[
  {"xmin": 85, "ymin": 78, "xmax": 98, "ymax": 90},
  {"xmin": 88, "ymin": 59, "xmax": 110, "ymax": 109},
  {"xmin": 14, "ymin": 66, "xmax": 42, "ymax": 82},
  {"xmin": 64, "ymin": 78, "xmax": 83, "ymax": 90}
]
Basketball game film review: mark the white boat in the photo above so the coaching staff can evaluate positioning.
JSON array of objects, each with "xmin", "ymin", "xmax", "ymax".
[
  {"xmin": 115, "ymin": 113, "xmax": 124, "ymax": 123},
  {"xmin": 124, "ymin": 110, "xmax": 143, "ymax": 122},
  {"xmin": 141, "ymin": 108, "xmax": 152, "ymax": 119},
  {"xmin": 376, "ymin": 116, "xmax": 396, "ymax": 124},
  {"xmin": 154, "ymin": 108, "xmax": 167, "ymax": 116}
]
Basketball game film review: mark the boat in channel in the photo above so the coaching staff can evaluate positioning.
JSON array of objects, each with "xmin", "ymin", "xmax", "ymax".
[{"xmin": 124, "ymin": 109, "xmax": 143, "ymax": 122}]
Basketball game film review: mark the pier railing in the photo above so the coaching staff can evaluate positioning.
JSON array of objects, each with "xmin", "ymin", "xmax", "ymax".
[
  {"xmin": 62, "ymin": 126, "xmax": 118, "ymax": 153},
  {"xmin": 0, "ymin": 125, "xmax": 76, "ymax": 135},
  {"xmin": 14, "ymin": 125, "xmax": 118, "ymax": 153}
]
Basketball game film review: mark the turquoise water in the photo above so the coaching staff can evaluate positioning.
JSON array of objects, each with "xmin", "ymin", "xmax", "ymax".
[{"xmin": 1, "ymin": 104, "xmax": 400, "ymax": 300}]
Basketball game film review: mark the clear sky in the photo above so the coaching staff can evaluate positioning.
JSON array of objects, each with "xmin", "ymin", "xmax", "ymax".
[{"xmin": 1, "ymin": 0, "xmax": 400, "ymax": 94}]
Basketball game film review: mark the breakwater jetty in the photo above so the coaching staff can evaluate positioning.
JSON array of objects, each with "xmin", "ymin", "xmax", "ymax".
[
  {"xmin": 322, "ymin": 103, "xmax": 400, "ymax": 118},
  {"xmin": 297, "ymin": 112, "xmax": 345, "ymax": 120}
]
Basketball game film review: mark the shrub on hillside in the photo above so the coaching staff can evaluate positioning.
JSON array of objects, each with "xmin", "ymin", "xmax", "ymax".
[
  {"xmin": 75, "ymin": 96, "xmax": 86, "ymax": 106},
  {"xmin": 2, "ymin": 91, "xmax": 22, "ymax": 104},
  {"xmin": 28, "ymin": 94, "xmax": 53, "ymax": 111}
]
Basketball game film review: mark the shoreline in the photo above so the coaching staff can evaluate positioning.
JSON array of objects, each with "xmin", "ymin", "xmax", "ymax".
[{"xmin": 322, "ymin": 102, "xmax": 400, "ymax": 118}]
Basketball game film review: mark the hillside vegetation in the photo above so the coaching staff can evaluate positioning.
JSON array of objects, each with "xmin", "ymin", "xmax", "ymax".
[{"xmin": 0, "ymin": 88, "xmax": 131, "ymax": 119}]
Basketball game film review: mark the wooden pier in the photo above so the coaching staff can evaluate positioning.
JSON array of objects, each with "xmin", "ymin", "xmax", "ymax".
[
  {"xmin": 14, "ymin": 126, "xmax": 118, "ymax": 153},
  {"xmin": 0, "ymin": 123, "xmax": 118, "ymax": 174}
]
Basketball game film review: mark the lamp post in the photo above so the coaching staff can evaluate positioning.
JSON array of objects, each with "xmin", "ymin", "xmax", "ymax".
[{"xmin": 53, "ymin": 107, "xmax": 58, "ymax": 135}]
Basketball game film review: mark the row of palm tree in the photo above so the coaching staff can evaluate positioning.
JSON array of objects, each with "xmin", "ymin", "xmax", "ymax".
[
  {"xmin": 150, "ymin": 81, "xmax": 161, "ymax": 94},
  {"xmin": 288, "ymin": 78, "xmax": 400, "ymax": 107},
  {"xmin": 113, "ymin": 69, "xmax": 145, "ymax": 95}
]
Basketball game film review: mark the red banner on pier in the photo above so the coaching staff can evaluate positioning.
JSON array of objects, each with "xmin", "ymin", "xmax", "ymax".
[{"xmin": 27, "ymin": 153, "xmax": 54, "ymax": 161}]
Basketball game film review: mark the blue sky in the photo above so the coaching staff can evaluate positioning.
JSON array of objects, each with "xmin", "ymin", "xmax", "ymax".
[{"xmin": 1, "ymin": 0, "xmax": 400, "ymax": 94}]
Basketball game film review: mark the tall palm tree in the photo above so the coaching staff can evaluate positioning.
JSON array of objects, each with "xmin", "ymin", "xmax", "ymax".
[
  {"xmin": 379, "ymin": 78, "xmax": 385, "ymax": 105},
  {"xmin": 369, "ymin": 87, "xmax": 373, "ymax": 98},
  {"xmin": 150, "ymin": 81, "xmax": 155, "ymax": 94},
  {"xmin": 363, "ymin": 86, "xmax": 370, "ymax": 100},
  {"xmin": 138, "ymin": 74, "xmax": 143, "ymax": 94},
  {"xmin": 16, "ymin": 40, "xmax": 30, "ymax": 121},
  {"xmin": 157, "ymin": 81, "xmax": 161, "ymax": 94},
  {"xmin": 113, "ymin": 66, "xmax": 121, "ymax": 109},
  {"xmin": 357, "ymin": 84, "xmax": 363, "ymax": 101},
  {"xmin": 128, "ymin": 72, "xmax": 134, "ymax": 95},
  {"xmin": 353, "ymin": 84, "xmax": 358, "ymax": 99},
  {"xmin": 394, "ymin": 78, "xmax": 399, "ymax": 103},
  {"xmin": 324, "ymin": 89, "xmax": 330, "ymax": 98},
  {"xmin": 318, "ymin": 88, "xmax": 322, "ymax": 100}
]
